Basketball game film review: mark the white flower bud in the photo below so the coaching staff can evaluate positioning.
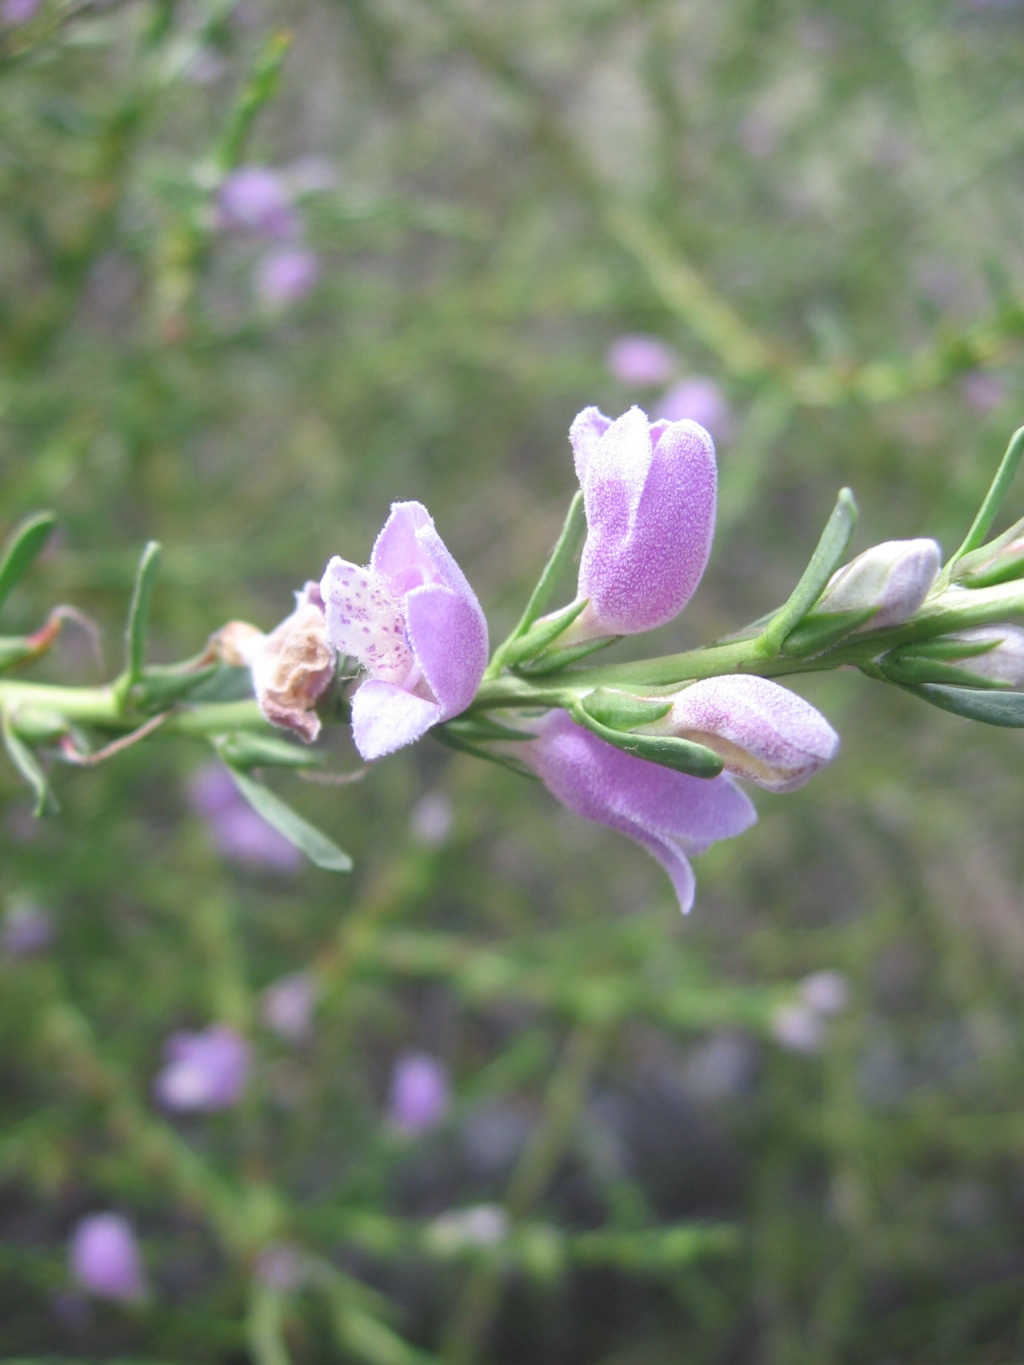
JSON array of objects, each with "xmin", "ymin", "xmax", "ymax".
[
  {"xmin": 942, "ymin": 625, "xmax": 1024, "ymax": 688},
  {"xmin": 818, "ymin": 538, "xmax": 941, "ymax": 629}
]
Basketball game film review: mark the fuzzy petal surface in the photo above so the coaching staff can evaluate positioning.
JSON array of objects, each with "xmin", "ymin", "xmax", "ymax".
[
  {"xmin": 350, "ymin": 680, "xmax": 441, "ymax": 760},
  {"xmin": 661, "ymin": 675, "xmax": 839, "ymax": 793},
  {"xmin": 406, "ymin": 582, "xmax": 489, "ymax": 721}
]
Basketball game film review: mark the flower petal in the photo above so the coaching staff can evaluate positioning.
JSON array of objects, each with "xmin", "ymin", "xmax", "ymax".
[
  {"xmin": 569, "ymin": 406, "xmax": 614, "ymax": 481},
  {"xmin": 350, "ymin": 680, "xmax": 441, "ymax": 761},
  {"xmin": 406, "ymin": 582, "xmax": 489, "ymax": 721}
]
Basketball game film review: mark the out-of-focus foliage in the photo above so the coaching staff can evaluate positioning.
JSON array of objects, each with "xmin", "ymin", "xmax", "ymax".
[{"xmin": 2, "ymin": 1, "xmax": 1024, "ymax": 1361}]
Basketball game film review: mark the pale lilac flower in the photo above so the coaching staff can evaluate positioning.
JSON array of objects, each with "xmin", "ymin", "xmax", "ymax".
[
  {"xmin": 216, "ymin": 167, "xmax": 298, "ymax": 240},
  {"xmin": 637, "ymin": 675, "xmax": 840, "ymax": 793},
  {"xmin": 255, "ymin": 247, "xmax": 320, "ymax": 307},
  {"xmin": 606, "ymin": 335, "xmax": 678, "ymax": 387},
  {"xmin": 261, "ymin": 971, "xmax": 316, "ymax": 1043},
  {"xmin": 321, "ymin": 502, "xmax": 488, "ymax": 761},
  {"xmin": 155, "ymin": 1025, "xmax": 250, "ymax": 1112},
  {"xmin": 799, "ymin": 970, "xmax": 850, "ymax": 1016},
  {"xmin": 188, "ymin": 763, "xmax": 304, "ymax": 873},
  {"xmin": 1, "ymin": 0, "xmax": 39, "ymax": 23},
  {"xmin": 961, "ymin": 370, "xmax": 1005, "ymax": 414},
  {"xmin": 388, "ymin": 1052, "xmax": 451, "ymax": 1134},
  {"xmin": 427, "ymin": 1204, "xmax": 508, "ymax": 1252},
  {"xmin": 561, "ymin": 406, "xmax": 717, "ymax": 644},
  {"xmin": 656, "ymin": 378, "xmax": 732, "ymax": 442},
  {"xmin": 521, "ymin": 710, "xmax": 756, "ymax": 914},
  {"xmin": 410, "ymin": 791, "xmax": 453, "ymax": 847},
  {"xmin": 770, "ymin": 1002, "xmax": 825, "ymax": 1054},
  {"xmin": 0, "ymin": 901, "xmax": 54, "ymax": 956},
  {"xmin": 255, "ymin": 1242, "xmax": 308, "ymax": 1291},
  {"xmin": 942, "ymin": 624, "xmax": 1024, "ymax": 686},
  {"xmin": 69, "ymin": 1214, "xmax": 145, "ymax": 1303},
  {"xmin": 818, "ymin": 538, "xmax": 941, "ymax": 629},
  {"xmin": 218, "ymin": 583, "xmax": 334, "ymax": 742}
]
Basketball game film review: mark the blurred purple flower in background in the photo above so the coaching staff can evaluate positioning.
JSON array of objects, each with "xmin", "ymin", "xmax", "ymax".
[
  {"xmin": 69, "ymin": 1214, "xmax": 145, "ymax": 1303},
  {"xmin": 0, "ymin": 901, "xmax": 54, "ymax": 956},
  {"xmin": 155, "ymin": 1025, "xmax": 250, "ymax": 1112},
  {"xmin": 770, "ymin": 1002, "xmax": 825, "ymax": 1054},
  {"xmin": 409, "ymin": 791, "xmax": 453, "ymax": 848},
  {"xmin": 217, "ymin": 167, "xmax": 299, "ymax": 240},
  {"xmin": 255, "ymin": 247, "xmax": 320, "ymax": 308},
  {"xmin": 799, "ymin": 970, "xmax": 850, "ymax": 1016},
  {"xmin": 321, "ymin": 501, "xmax": 489, "ymax": 760},
  {"xmin": 656, "ymin": 377, "xmax": 732, "ymax": 441},
  {"xmin": 188, "ymin": 763, "xmax": 304, "ymax": 873},
  {"xmin": 255, "ymin": 1242, "xmax": 308, "ymax": 1292},
  {"xmin": 388, "ymin": 1052, "xmax": 451, "ymax": 1134},
  {"xmin": 961, "ymin": 369, "xmax": 1005, "ymax": 414},
  {"xmin": 261, "ymin": 971, "xmax": 317, "ymax": 1044},
  {"xmin": 1, "ymin": 0, "xmax": 40, "ymax": 24},
  {"xmin": 606, "ymin": 334, "xmax": 678, "ymax": 387}
]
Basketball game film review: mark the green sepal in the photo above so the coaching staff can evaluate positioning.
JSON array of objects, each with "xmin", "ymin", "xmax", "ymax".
[
  {"xmin": 756, "ymin": 488, "xmax": 858, "ymax": 654},
  {"xmin": 439, "ymin": 715, "xmax": 535, "ymax": 743},
  {"xmin": 780, "ymin": 607, "xmax": 877, "ymax": 657},
  {"xmin": 518, "ymin": 636, "xmax": 620, "ymax": 675},
  {"xmin": 8, "ymin": 707, "xmax": 70, "ymax": 745},
  {"xmin": 225, "ymin": 765, "xmax": 352, "ymax": 871},
  {"xmin": 958, "ymin": 549, "xmax": 1024, "ymax": 589},
  {"xmin": 0, "ymin": 636, "xmax": 49, "ymax": 672},
  {"xmin": 1, "ymin": 712, "xmax": 57, "ymax": 815},
  {"xmin": 119, "ymin": 541, "xmax": 162, "ymax": 700},
  {"xmin": 129, "ymin": 661, "xmax": 221, "ymax": 711},
  {"xmin": 431, "ymin": 723, "xmax": 538, "ymax": 778},
  {"xmin": 886, "ymin": 636, "xmax": 999, "ymax": 663},
  {"xmin": 501, "ymin": 598, "xmax": 587, "ymax": 668},
  {"xmin": 902, "ymin": 682, "xmax": 1024, "ymax": 727},
  {"xmin": 0, "ymin": 512, "xmax": 56, "ymax": 615},
  {"xmin": 215, "ymin": 732, "xmax": 325, "ymax": 770},
  {"xmin": 570, "ymin": 706, "xmax": 724, "ymax": 779},
  {"xmin": 579, "ymin": 688, "xmax": 672, "ymax": 732},
  {"xmin": 879, "ymin": 656, "xmax": 1008, "ymax": 688}
]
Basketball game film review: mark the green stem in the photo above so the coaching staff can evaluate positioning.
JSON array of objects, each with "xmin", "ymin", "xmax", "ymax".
[{"xmin": 0, "ymin": 679, "xmax": 267, "ymax": 737}]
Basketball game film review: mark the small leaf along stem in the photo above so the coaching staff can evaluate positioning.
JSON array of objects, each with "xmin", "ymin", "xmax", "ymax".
[{"xmin": 945, "ymin": 424, "xmax": 1024, "ymax": 577}]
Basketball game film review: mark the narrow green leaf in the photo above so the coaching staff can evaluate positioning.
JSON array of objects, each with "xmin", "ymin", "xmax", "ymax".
[
  {"xmin": 947, "ymin": 425, "xmax": 1024, "ymax": 571},
  {"xmin": 518, "ymin": 635, "xmax": 619, "ymax": 675},
  {"xmin": 215, "ymin": 732, "xmax": 325, "ymax": 769},
  {"xmin": 572, "ymin": 707, "xmax": 724, "ymax": 778},
  {"xmin": 213, "ymin": 30, "xmax": 294, "ymax": 173},
  {"xmin": 757, "ymin": 488, "xmax": 858, "ymax": 655},
  {"xmin": 131, "ymin": 661, "xmax": 221, "ymax": 710},
  {"xmin": 780, "ymin": 607, "xmax": 877, "ymax": 657},
  {"xmin": 2, "ymin": 712, "xmax": 57, "ymax": 815},
  {"xmin": 0, "ymin": 511, "xmax": 56, "ymax": 614},
  {"xmin": 124, "ymin": 542, "xmax": 162, "ymax": 687},
  {"xmin": 431, "ymin": 724, "xmax": 538, "ymax": 778},
  {"xmin": 227, "ymin": 767, "xmax": 352, "ymax": 871},
  {"xmin": 501, "ymin": 598, "xmax": 587, "ymax": 667},
  {"xmin": 903, "ymin": 682, "xmax": 1024, "ymax": 727}
]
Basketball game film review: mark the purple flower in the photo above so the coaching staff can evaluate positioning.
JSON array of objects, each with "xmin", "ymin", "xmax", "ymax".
[
  {"xmin": 799, "ymin": 970, "xmax": 850, "ymax": 1016},
  {"xmin": 521, "ymin": 710, "xmax": 756, "ymax": 914},
  {"xmin": 69, "ymin": 1214, "xmax": 145, "ymax": 1303},
  {"xmin": 819, "ymin": 538, "xmax": 941, "ymax": 629},
  {"xmin": 770, "ymin": 1002, "xmax": 825, "ymax": 1054},
  {"xmin": 154, "ymin": 1025, "xmax": 250, "ymax": 1112},
  {"xmin": 0, "ymin": 901, "xmax": 54, "ymax": 956},
  {"xmin": 606, "ymin": 335, "xmax": 678, "ymax": 387},
  {"xmin": 639, "ymin": 675, "xmax": 840, "ymax": 793},
  {"xmin": 655, "ymin": 378, "xmax": 732, "ymax": 441},
  {"xmin": 321, "ymin": 501, "xmax": 488, "ymax": 761},
  {"xmin": 188, "ymin": 763, "xmax": 304, "ymax": 873},
  {"xmin": 561, "ymin": 407, "xmax": 717, "ymax": 645},
  {"xmin": 961, "ymin": 370, "xmax": 1005, "ymax": 414},
  {"xmin": 255, "ymin": 247, "xmax": 320, "ymax": 307},
  {"xmin": 409, "ymin": 791, "xmax": 453, "ymax": 847},
  {"xmin": 216, "ymin": 167, "xmax": 299, "ymax": 240},
  {"xmin": 261, "ymin": 971, "xmax": 317, "ymax": 1043},
  {"xmin": 2, "ymin": 0, "xmax": 39, "ymax": 21},
  {"xmin": 388, "ymin": 1052, "xmax": 451, "ymax": 1134}
]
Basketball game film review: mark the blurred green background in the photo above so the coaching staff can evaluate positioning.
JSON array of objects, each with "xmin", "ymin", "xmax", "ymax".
[{"xmin": 3, "ymin": 0, "xmax": 1024, "ymax": 1360}]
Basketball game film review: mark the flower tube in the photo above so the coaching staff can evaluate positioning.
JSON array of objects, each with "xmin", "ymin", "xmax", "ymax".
[
  {"xmin": 521, "ymin": 710, "xmax": 756, "ymax": 914},
  {"xmin": 321, "ymin": 502, "xmax": 488, "ymax": 761}
]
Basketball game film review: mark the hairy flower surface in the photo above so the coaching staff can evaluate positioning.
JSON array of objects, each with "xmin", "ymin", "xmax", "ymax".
[
  {"xmin": 639, "ymin": 675, "xmax": 840, "ymax": 793},
  {"xmin": 564, "ymin": 406, "xmax": 717, "ymax": 644},
  {"xmin": 819, "ymin": 538, "xmax": 941, "ymax": 629},
  {"xmin": 155, "ymin": 1025, "xmax": 250, "ymax": 1112},
  {"xmin": 521, "ymin": 710, "xmax": 756, "ymax": 914},
  {"xmin": 321, "ymin": 501, "xmax": 488, "ymax": 760},
  {"xmin": 69, "ymin": 1214, "xmax": 145, "ymax": 1302}
]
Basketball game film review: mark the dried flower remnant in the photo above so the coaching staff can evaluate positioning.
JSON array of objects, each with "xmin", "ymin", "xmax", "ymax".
[
  {"xmin": 188, "ymin": 763, "xmax": 304, "ymax": 873},
  {"xmin": 606, "ymin": 334, "xmax": 679, "ymax": 387},
  {"xmin": 637, "ymin": 675, "xmax": 840, "ymax": 793},
  {"xmin": 557, "ymin": 406, "xmax": 717, "ymax": 645},
  {"xmin": 217, "ymin": 583, "xmax": 334, "ymax": 742},
  {"xmin": 521, "ymin": 710, "xmax": 756, "ymax": 914},
  {"xmin": 321, "ymin": 501, "xmax": 488, "ymax": 760},
  {"xmin": 69, "ymin": 1215, "xmax": 145, "ymax": 1303},
  {"xmin": 388, "ymin": 1052, "xmax": 451, "ymax": 1135},
  {"xmin": 154, "ymin": 1025, "xmax": 251, "ymax": 1112},
  {"xmin": 818, "ymin": 538, "xmax": 941, "ymax": 629}
]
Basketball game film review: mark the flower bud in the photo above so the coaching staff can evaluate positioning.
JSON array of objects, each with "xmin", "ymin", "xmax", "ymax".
[
  {"xmin": 639, "ymin": 675, "xmax": 839, "ymax": 793},
  {"xmin": 69, "ymin": 1214, "xmax": 145, "ymax": 1303},
  {"xmin": 817, "ymin": 538, "xmax": 941, "ymax": 629},
  {"xmin": 938, "ymin": 625, "xmax": 1024, "ymax": 687}
]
